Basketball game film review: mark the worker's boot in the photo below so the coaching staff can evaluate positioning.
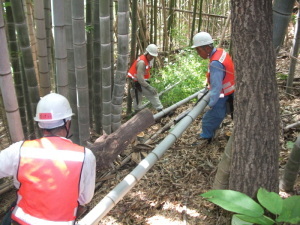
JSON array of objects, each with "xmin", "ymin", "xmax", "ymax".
[{"xmin": 191, "ymin": 136, "xmax": 212, "ymax": 146}]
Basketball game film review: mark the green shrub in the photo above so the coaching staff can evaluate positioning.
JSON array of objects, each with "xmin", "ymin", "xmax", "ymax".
[
  {"xmin": 151, "ymin": 48, "xmax": 208, "ymax": 107},
  {"xmin": 201, "ymin": 188, "xmax": 300, "ymax": 225}
]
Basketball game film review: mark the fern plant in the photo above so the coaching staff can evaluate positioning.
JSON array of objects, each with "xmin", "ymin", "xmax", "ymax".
[{"xmin": 201, "ymin": 188, "xmax": 300, "ymax": 225}]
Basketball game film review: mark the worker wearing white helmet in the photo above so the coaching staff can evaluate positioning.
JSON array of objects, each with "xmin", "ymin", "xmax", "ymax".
[
  {"xmin": 127, "ymin": 44, "xmax": 163, "ymax": 112},
  {"xmin": 192, "ymin": 32, "xmax": 235, "ymax": 144},
  {"xmin": 0, "ymin": 93, "xmax": 96, "ymax": 225}
]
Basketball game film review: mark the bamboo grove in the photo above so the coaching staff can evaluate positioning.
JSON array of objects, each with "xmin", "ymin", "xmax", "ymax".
[{"xmin": 0, "ymin": 0, "xmax": 231, "ymax": 146}]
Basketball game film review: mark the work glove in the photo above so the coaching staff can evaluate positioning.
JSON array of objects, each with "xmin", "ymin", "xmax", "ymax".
[
  {"xmin": 147, "ymin": 85, "xmax": 158, "ymax": 95},
  {"xmin": 197, "ymin": 88, "xmax": 207, "ymax": 99}
]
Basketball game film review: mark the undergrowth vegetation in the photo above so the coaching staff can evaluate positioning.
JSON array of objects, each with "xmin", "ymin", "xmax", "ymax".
[{"xmin": 151, "ymin": 48, "xmax": 208, "ymax": 107}]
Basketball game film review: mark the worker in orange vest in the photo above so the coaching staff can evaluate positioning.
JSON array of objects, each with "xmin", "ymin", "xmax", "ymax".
[
  {"xmin": 128, "ymin": 44, "xmax": 164, "ymax": 112},
  {"xmin": 0, "ymin": 93, "xmax": 96, "ymax": 225},
  {"xmin": 192, "ymin": 32, "xmax": 235, "ymax": 144}
]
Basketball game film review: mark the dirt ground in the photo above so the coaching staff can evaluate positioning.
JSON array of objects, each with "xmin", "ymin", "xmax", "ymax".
[{"xmin": 1, "ymin": 52, "xmax": 300, "ymax": 225}]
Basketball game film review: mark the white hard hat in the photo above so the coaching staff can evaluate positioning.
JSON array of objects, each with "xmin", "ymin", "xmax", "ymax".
[
  {"xmin": 146, "ymin": 44, "xmax": 158, "ymax": 57},
  {"xmin": 191, "ymin": 32, "xmax": 214, "ymax": 48},
  {"xmin": 34, "ymin": 93, "xmax": 74, "ymax": 129}
]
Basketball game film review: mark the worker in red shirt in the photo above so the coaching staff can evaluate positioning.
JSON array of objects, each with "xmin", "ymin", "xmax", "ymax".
[
  {"xmin": 192, "ymin": 32, "xmax": 235, "ymax": 143},
  {"xmin": 0, "ymin": 93, "xmax": 96, "ymax": 225},
  {"xmin": 128, "ymin": 44, "xmax": 164, "ymax": 112}
]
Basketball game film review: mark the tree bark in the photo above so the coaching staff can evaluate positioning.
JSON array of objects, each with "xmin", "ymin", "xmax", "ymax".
[
  {"xmin": 89, "ymin": 109, "xmax": 155, "ymax": 169},
  {"xmin": 230, "ymin": 0, "xmax": 280, "ymax": 197}
]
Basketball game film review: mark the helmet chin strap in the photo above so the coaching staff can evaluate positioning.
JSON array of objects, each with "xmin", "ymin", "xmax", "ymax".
[{"xmin": 64, "ymin": 119, "xmax": 73, "ymax": 139}]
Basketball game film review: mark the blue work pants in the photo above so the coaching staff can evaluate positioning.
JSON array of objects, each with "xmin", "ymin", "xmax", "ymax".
[{"xmin": 200, "ymin": 95, "xmax": 229, "ymax": 139}]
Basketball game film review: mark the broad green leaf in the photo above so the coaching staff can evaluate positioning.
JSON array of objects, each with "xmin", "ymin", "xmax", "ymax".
[
  {"xmin": 257, "ymin": 188, "xmax": 283, "ymax": 215},
  {"xmin": 201, "ymin": 190, "xmax": 264, "ymax": 217},
  {"xmin": 232, "ymin": 214, "xmax": 253, "ymax": 225},
  {"xmin": 276, "ymin": 196, "xmax": 300, "ymax": 224},
  {"xmin": 235, "ymin": 214, "xmax": 275, "ymax": 225}
]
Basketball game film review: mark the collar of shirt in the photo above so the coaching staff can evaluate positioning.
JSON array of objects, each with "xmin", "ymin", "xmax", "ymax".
[{"xmin": 209, "ymin": 47, "xmax": 217, "ymax": 58}]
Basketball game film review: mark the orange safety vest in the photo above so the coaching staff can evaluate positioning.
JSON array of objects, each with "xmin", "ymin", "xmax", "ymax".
[
  {"xmin": 127, "ymin": 55, "xmax": 151, "ymax": 81},
  {"xmin": 12, "ymin": 137, "xmax": 85, "ymax": 225},
  {"xmin": 206, "ymin": 48, "xmax": 235, "ymax": 96}
]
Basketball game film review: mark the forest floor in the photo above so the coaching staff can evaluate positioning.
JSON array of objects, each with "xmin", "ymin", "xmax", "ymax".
[{"xmin": 1, "ymin": 51, "xmax": 300, "ymax": 225}]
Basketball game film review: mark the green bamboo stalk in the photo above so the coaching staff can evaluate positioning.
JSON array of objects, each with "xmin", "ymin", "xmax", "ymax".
[
  {"xmin": 0, "ymin": 3, "xmax": 24, "ymax": 142},
  {"xmin": 197, "ymin": 0, "xmax": 203, "ymax": 32},
  {"xmin": 286, "ymin": 7, "xmax": 300, "ymax": 94},
  {"xmin": 65, "ymin": 0, "xmax": 79, "ymax": 144},
  {"xmin": 190, "ymin": 0, "xmax": 198, "ymax": 45},
  {"xmin": 168, "ymin": 0, "xmax": 176, "ymax": 49},
  {"xmin": 34, "ymin": 0, "xmax": 51, "ymax": 96},
  {"xmin": 25, "ymin": 0, "xmax": 39, "ymax": 82},
  {"xmin": 51, "ymin": 0, "xmax": 68, "ymax": 97},
  {"xmin": 86, "ymin": 0, "xmax": 94, "ymax": 127},
  {"xmin": 72, "ymin": 0, "xmax": 90, "ymax": 145},
  {"xmin": 44, "ymin": 0, "xmax": 54, "ymax": 83},
  {"xmin": 213, "ymin": 136, "xmax": 232, "ymax": 189},
  {"xmin": 280, "ymin": 136, "xmax": 300, "ymax": 192},
  {"xmin": 93, "ymin": 0, "xmax": 102, "ymax": 134},
  {"xmin": 100, "ymin": 0, "xmax": 112, "ymax": 134},
  {"xmin": 154, "ymin": 0, "xmax": 158, "ymax": 44},
  {"xmin": 161, "ymin": 0, "xmax": 168, "ymax": 52},
  {"xmin": 110, "ymin": 1, "xmax": 114, "ymax": 87},
  {"xmin": 5, "ymin": 1, "xmax": 28, "ymax": 137},
  {"xmin": 273, "ymin": 0, "xmax": 296, "ymax": 53},
  {"xmin": 150, "ymin": 0, "xmax": 154, "ymax": 43},
  {"xmin": 111, "ymin": 0, "xmax": 129, "ymax": 132},
  {"xmin": 10, "ymin": 0, "xmax": 40, "ymax": 138},
  {"xmin": 126, "ymin": 0, "xmax": 138, "ymax": 114}
]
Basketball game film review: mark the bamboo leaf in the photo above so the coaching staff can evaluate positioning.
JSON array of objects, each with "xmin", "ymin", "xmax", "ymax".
[
  {"xmin": 201, "ymin": 190, "xmax": 264, "ymax": 217},
  {"xmin": 235, "ymin": 214, "xmax": 275, "ymax": 225},
  {"xmin": 257, "ymin": 188, "xmax": 283, "ymax": 215},
  {"xmin": 276, "ymin": 196, "xmax": 300, "ymax": 224}
]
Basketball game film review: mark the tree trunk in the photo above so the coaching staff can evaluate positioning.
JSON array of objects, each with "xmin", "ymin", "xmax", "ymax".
[
  {"xmin": 230, "ymin": 0, "xmax": 280, "ymax": 197},
  {"xmin": 90, "ymin": 109, "xmax": 155, "ymax": 169}
]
